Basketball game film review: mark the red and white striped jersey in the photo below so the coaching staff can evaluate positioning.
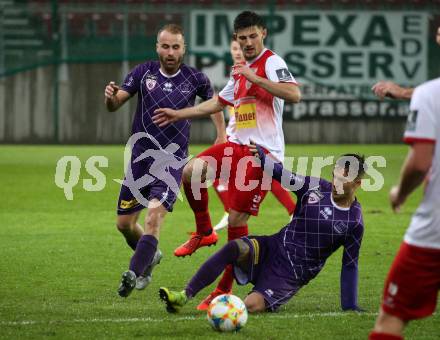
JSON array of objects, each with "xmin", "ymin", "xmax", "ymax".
[{"xmin": 219, "ymin": 48, "xmax": 297, "ymax": 162}]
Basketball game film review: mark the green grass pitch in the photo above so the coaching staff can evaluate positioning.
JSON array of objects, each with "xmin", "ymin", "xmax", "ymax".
[{"xmin": 0, "ymin": 144, "xmax": 438, "ymax": 339}]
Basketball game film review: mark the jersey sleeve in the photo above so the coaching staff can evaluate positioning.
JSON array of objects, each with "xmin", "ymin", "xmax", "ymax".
[
  {"xmin": 265, "ymin": 55, "xmax": 297, "ymax": 84},
  {"xmin": 121, "ymin": 64, "xmax": 143, "ymax": 95},
  {"xmin": 342, "ymin": 214, "xmax": 364, "ymax": 268},
  {"xmin": 403, "ymin": 85, "xmax": 437, "ymax": 144},
  {"xmin": 339, "ymin": 213, "xmax": 363, "ymax": 310},
  {"xmin": 257, "ymin": 145, "xmax": 312, "ymax": 197},
  {"xmin": 196, "ymin": 72, "xmax": 214, "ymax": 101},
  {"xmin": 218, "ymin": 76, "xmax": 235, "ymax": 106}
]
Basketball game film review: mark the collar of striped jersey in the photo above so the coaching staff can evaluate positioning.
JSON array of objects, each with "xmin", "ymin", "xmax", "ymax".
[{"xmin": 245, "ymin": 48, "xmax": 268, "ymax": 66}]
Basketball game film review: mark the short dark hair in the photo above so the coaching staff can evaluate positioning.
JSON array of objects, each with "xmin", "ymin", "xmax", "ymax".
[
  {"xmin": 157, "ymin": 24, "xmax": 185, "ymax": 40},
  {"xmin": 336, "ymin": 153, "xmax": 367, "ymax": 179},
  {"xmin": 233, "ymin": 11, "xmax": 266, "ymax": 32}
]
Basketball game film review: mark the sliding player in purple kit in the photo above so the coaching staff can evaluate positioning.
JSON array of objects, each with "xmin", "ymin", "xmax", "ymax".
[
  {"xmin": 159, "ymin": 142, "xmax": 365, "ymax": 313},
  {"xmin": 104, "ymin": 24, "xmax": 225, "ymax": 297}
]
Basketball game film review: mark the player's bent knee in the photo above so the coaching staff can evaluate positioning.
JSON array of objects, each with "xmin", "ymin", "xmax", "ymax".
[
  {"xmin": 182, "ymin": 159, "xmax": 196, "ymax": 183},
  {"xmin": 116, "ymin": 216, "xmax": 132, "ymax": 232},
  {"xmin": 228, "ymin": 210, "xmax": 250, "ymax": 227},
  {"xmin": 244, "ymin": 292, "xmax": 266, "ymax": 313}
]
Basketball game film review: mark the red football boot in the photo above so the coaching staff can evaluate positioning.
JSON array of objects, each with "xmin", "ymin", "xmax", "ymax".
[
  {"xmin": 174, "ymin": 231, "xmax": 218, "ymax": 257},
  {"xmin": 196, "ymin": 287, "xmax": 232, "ymax": 311}
]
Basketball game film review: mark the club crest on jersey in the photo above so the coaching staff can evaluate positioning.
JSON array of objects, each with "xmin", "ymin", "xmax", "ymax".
[
  {"xmin": 333, "ymin": 221, "xmax": 348, "ymax": 234},
  {"xmin": 179, "ymin": 82, "xmax": 191, "ymax": 94},
  {"xmin": 145, "ymin": 75, "xmax": 157, "ymax": 91},
  {"xmin": 307, "ymin": 188, "xmax": 324, "ymax": 204}
]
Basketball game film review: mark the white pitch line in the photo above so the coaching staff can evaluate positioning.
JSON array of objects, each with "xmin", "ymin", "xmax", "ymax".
[{"xmin": 0, "ymin": 312, "xmax": 378, "ymax": 327}]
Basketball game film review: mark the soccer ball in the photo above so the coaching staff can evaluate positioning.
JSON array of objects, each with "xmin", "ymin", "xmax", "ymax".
[{"xmin": 207, "ymin": 294, "xmax": 248, "ymax": 332}]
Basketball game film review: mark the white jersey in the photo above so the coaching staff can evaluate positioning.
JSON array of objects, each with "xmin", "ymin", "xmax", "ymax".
[
  {"xmin": 225, "ymin": 106, "xmax": 235, "ymax": 137},
  {"xmin": 403, "ymin": 77, "xmax": 440, "ymax": 249},
  {"xmin": 219, "ymin": 48, "xmax": 297, "ymax": 162}
]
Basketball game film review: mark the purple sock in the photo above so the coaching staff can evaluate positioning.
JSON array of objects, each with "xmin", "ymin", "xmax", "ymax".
[
  {"xmin": 129, "ymin": 235, "xmax": 158, "ymax": 276},
  {"xmin": 126, "ymin": 238, "xmax": 138, "ymax": 251},
  {"xmin": 185, "ymin": 241, "xmax": 240, "ymax": 298}
]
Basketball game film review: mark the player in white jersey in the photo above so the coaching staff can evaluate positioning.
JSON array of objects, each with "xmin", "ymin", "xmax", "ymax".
[
  {"xmin": 213, "ymin": 38, "xmax": 296, "ymax": 231},
  {"xmin": 369, "ymin": 77, "xmax": 440, "ymax": 340},
  {"xmin": 153, "ymin": 11, "xmax": 301, "ymax": 309}
]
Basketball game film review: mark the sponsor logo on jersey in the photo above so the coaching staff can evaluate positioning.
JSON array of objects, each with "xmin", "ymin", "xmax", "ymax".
[
  {"xmin": 163, "ymin": 82, "xmax": 173, "ymax": 92},
  {"xmin": 276, "ymin": 68, "xmax": 292, "ymax": 82},
  {"xmin": 319, "ymin": 207, "xmax": 333, "ymax": 220}
]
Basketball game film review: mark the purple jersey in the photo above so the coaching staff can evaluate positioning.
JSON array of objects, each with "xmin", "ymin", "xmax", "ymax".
[
  {"xmin": 279, "ymin": 176, "xmax": 364, "ymax": 283},
  {"xmin": 121, "ymin": 61, "xmax": 213, "ymax": 158},
  {"xmin": 258, "ymin": 148, "xmax": 364, "ymax": 284}
]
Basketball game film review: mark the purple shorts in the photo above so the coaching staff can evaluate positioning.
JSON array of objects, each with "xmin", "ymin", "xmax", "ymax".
[
  {"xmin": 116, "ymin": 157, "xmax": 182, "ymax": 215},
  {"xmin": 234, "ymin": 235, "xmax": 302, "ymax": 311}
]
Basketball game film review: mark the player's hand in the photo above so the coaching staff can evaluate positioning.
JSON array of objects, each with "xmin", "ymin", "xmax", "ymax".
[
  {"xmin": 248, "ymin": 140, "xmax": 266, "ymax": 161},
  {"xmin": 371, "ymin": 81, "xmax": 401, "ymax": 100},
  {"xmin": 232, "ymin": 63, "xmax": 258, "ymax": 83},
  {"xmin": 248, "ymin": 140, "xmax": 258, "ymax": 157},
  {"xmin": 389, "ymin": 185, "xmax": 406, "ymax": 213},
  {"xmin": 105, "ymin": 81, "xmax": 119, "ymax": 98},
  {"xmin": 152, "ymin": 108, "xmax": 179, "ymax": 127},
  {"xmin": 213, "ymin": 134, "xmax": 227, "ymax": 145}
]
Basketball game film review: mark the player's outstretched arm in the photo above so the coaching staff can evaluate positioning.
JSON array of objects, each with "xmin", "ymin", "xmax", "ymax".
[
  {"xmin": 390, "ymin": 142, "xmax": 434, "ymax": 212},
  {"xmin": 340, "ymin": 220, "xmax": 364, "ymax": 312},
  {"xmin": 152, "ymin": 97, "xmax": 225, "ymax": 127},
  {"xmin": 104, "ymin": 81, "xmax": 131, "ymax": 112},
  {"xmin": 371, "ymin": 81, "xmax": 414, "ymax": 100},
  {"xmin": 248, "ymin": 141, "xmax": 305, "ymax": 191},
  {"xmin": 340, "ymin": 265, "xmax": 362, "ymax": 312}
]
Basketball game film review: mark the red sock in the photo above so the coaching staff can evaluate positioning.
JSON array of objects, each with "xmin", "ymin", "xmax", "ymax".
[
  {"xmin": 369, "ymin": 332, "xmax": 403, "ymax": 340},
  {"xmin": 227, "ymin": 225, "xmax": 249, "ymax": 241},
  {"xmin": 213, "ymin": 178, "xmax": 230, "ymax": 212},
  {"xmin": 217, "ymin": 225, "xmax": 249, "ymax": 292},
  {"xmin": 183, "ymin": 181, "xmax": 212, "ymax": 235},
  {"xmin": 217, "ymin": 265, "xmax": 234, "ymax": 293},
  {"xmin": 271, "ymin": 180, "xmax": 296, "ymax": 215}
]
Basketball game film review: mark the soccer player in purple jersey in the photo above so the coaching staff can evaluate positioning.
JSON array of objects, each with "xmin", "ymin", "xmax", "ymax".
[
  {"xmin": 159, "ymin": 142, "xmax": 366, "ymax": 313},
  {"xmin": 104, "ymin": 24, "xmax": 226, "ymax": 297}
]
